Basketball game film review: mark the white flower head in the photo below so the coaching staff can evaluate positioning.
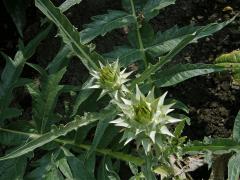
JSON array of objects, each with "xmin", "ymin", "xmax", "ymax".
[
  {"xmin": 111, "ymin": 85, "xmax": 182, "ymax": 154},
  {"xmin": 89, "ymin": 61, "xmax": 132, "ymax": 99}
]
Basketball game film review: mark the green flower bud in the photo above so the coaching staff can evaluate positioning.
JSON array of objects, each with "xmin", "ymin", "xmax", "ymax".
[
  {"xmin": 133, "ymin": 101, "xmax": 152, "ymax": 124},
  {"xmin": 111, "ymin": 85, "xmax": 183, "ymax": 150},
  {"xmin": 99, "ymin": 65, "xmax": 120, "ymax": 91},
  {"xmin": 89, "ymin": 61, "xmax": 132, "ymax": 98}
]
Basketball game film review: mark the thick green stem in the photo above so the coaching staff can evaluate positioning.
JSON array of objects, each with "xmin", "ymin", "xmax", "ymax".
[{"xmin": 129, "ymin": 0, "xmax": 148, "ymax": 68}]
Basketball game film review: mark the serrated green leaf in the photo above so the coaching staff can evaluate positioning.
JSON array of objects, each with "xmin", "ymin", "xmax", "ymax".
[
  {"xmin": 35, "ymin": 0, "xmax": 101, "ymax": 70},
  {"xmin": 146, "ymin": 25, "xmax": 200, "ymax": 57},
  {"xmin": 27, "ymin": 68, "xmax": 67, "ymax": 133},
  {"xmin": 130, "ymin": 33, "xmax": 197, "ymax": 89},
  {"xmin": 155, "ymin": 63, "xmax": 226, "ymax": 87},
  {"xmin": 143, "ymin": 0, "xmax": 176, "ymax": 20},
  {"xmin": 131, "ymin": 17, "xmax": 235, "ymax": 88},
  {"xmin": 0, "ymin": 126, "xmax": 144, "ymax": 165},
  {"xmin": 146, "ymin": 16, "xmax": 235, "ymax": 58},
  {"xmin": 228, "ymin": 153, "xmax": 240, "ymax": 180},
  {"xmin": 233, "ymin": 111, "xmax": 240, "ymax": 143},
  {"xmin": 80, "ymin": 10, "xmax": 135, "ymax": 44},
  {"xmin": 59, "ymin": 0, "xmax": 82, "ymax": 12},
  {"xmin": 0, "ymin": 26, "xmax": 50, "ymax": 123},
  {"xmin": 183, "ymin": 138, "xmax": 240, "ymax": 154},
  {"xmin": 22, "ymin": 25, "xmax": 52, "ymax": 59},
  {"xmin": 0, "ymin": 114, "xmax": 97, "ymax": 161},
  {"xmin": 104, "ymin": 46, "xmax": 143, "ymax": 66},
  {"xmin": 26, "ymin": 151, "xmax": 66, "ymax": 180}
]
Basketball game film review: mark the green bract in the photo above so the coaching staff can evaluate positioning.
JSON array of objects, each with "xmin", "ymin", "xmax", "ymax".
[
  {"xmin": 111, "ymin": 85, "xmax": 182, "ymax": 153},
  {"xmin": 90, "ymin": 61, "xmax": 132, "ymax": 98}
]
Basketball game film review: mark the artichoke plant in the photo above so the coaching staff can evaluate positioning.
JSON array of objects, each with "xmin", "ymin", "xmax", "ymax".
[{"xmin": 111, "ymin": 85, "xmax": 182, "ymax": 154}]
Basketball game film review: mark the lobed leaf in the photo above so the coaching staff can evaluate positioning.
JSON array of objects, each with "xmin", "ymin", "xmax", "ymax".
[
  {"xmin": 26, "ymin": 150, "xmax": 69, "ymax": 180},
  {"xmin": 0, "ymin": 113, "xmax": 97, "ymax": 161},
  {"xmin": 183, "ymin": 138, "xmax": 240, "ymax": 154},
  {"xmin": 35, "ymin": 0, "xmax": 101, "ymax": 70},
  {"xmin": 80, "ymin": 10, "xmax": 135, "ymax": 44},
  {"xmin": 146, "ymin": 25, "xmax": 200, "ymax": 57},
  {"xmin": 0, "ymin": 127, "xmax": 144, "ymax": 165},
  {"xmin": 0, "ymin": 26, "xmax": 50, "ymax": 123},
  {"xmin": 155, "ymin": 63, "xmax": 226, "ymax": 87},
  {"xmin": 146, "ymin": 16, "xmax": 235, "ymax": 58},
  {"xmin": 131, "ymin": 17, "xmax": 235, "ymax": 88},
  {"xmin": 143, "ymin": 0, "xmax": 176, "ymax": 20},
  {"xmin": 59, "ymin": 0, "xmax": 82, "ymax": 12},
  {"xmin": 27, "ymin": 68, "xmax": 67, "ymax": 133}
]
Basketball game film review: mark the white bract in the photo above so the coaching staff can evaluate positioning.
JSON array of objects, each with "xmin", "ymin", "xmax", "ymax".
[{"xmin": 111, "ymin": 85, "xmax": 182, "ymax": 153}]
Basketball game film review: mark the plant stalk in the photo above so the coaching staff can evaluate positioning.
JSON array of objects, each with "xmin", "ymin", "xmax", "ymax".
[{"xmin": 129, "ymin": 0, "xmax": 148, "ymax": 68}]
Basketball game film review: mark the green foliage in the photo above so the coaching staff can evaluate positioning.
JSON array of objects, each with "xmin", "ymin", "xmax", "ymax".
[
  {"xmin": 59, "ymin": 0, "xmax": 82, "ymax": 12},
  {"xmin": 0, "ymin": 26, "xmax": 51, "ymax": 124},
  {"xmin": 80, "ymin": 10, "xmax": 135, "ymax": 44},
  {"xmin": 155, "ymin": 63, "xmax": 226, "ymax": 87},
  {"xmin": 27, "ymin": 67, "xmax": 67, "ymax": 133},
  {"xmin": 0, "ymin": 113, "xmax": 97, "ymax": 161},
  {"xmin": 1, "ymin": 0, "xmax": 238, "ymax": 179},
  {"xmin": 35, "ymin": 0, "xmax": 101, "ymax": 70},
  {"xmin": 215, "ymin": 50, "xmax": 240, "ymax": 85},
  {"xmin": 0, "ymin": 156, "xmax": 27, "ymax": 180}
]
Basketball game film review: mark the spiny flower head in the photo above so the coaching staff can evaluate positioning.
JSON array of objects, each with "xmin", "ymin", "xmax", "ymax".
[
  {"xmin": 89, "ymin": 61, "xmax": 132, "ymax": 98},
  {"xmin": 111, "ymin": 85, "xmax": 182, "ymax": 153}
]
